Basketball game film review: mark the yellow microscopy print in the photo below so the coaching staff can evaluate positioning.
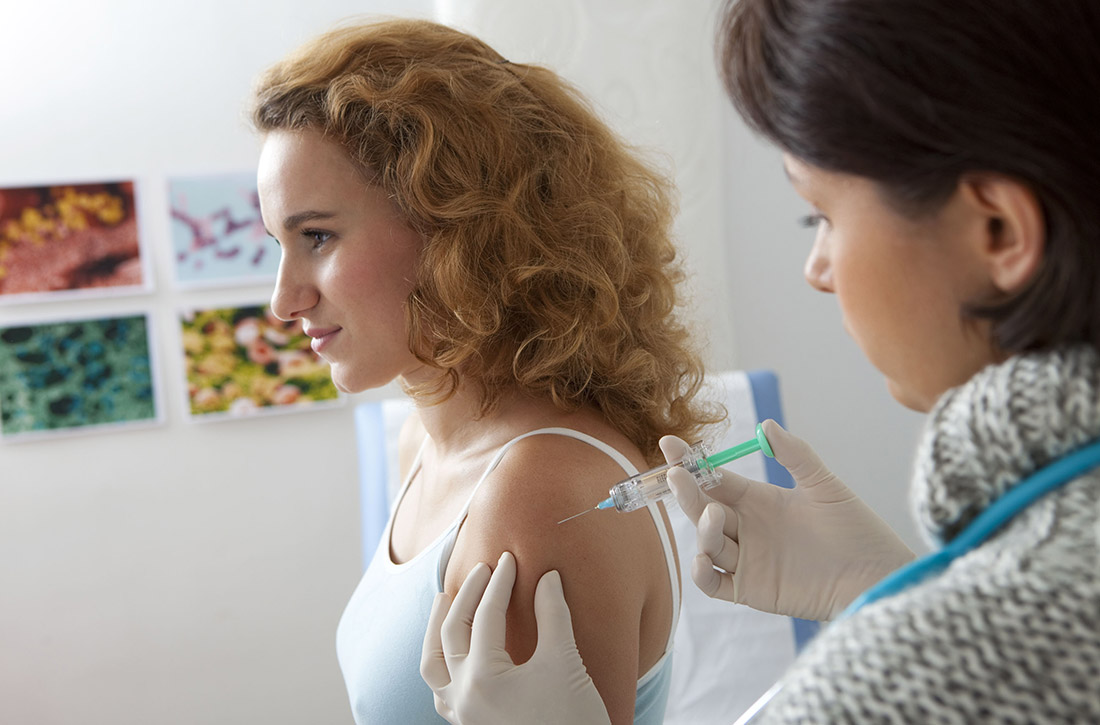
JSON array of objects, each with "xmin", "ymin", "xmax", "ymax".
[
  {"xmin": 180, "ymin": 303, "xmax": 340, "ymax": 420},
  {"xmin": 0, "ymin": 181, "xmax": 146, "ymax": 301}
]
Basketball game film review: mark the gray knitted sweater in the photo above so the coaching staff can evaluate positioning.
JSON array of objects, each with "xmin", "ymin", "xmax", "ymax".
[{"xmin": 760, "ymin": 346, "xmax": 1100, "ymax": 723}]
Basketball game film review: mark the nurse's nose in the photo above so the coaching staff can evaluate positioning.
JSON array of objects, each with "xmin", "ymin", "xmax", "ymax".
[
  {"xmin": 269, "ymin": 254, "xmax": 318, "ymax": 321},
  {"xmin": 803, "ymin": 232, "xmax": 835, "ymax": 294}
]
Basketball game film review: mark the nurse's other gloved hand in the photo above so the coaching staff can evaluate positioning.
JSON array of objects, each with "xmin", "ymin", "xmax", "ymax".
[
  {"xmin": 661, "ymin": 420, "xmax": 915, "ymax": 622},
  {"xmin": 420, "ymin": 551, "xmax": 611, "ymax": 725}
]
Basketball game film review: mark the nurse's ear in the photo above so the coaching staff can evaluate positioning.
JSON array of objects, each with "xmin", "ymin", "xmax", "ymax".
[{"xmin": 957, "ymin": 173, "xmax": 1045, "ymax": 294}]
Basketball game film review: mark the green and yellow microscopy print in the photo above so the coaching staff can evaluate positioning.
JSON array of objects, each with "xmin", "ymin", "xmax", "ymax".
[
  {"xmin": 0, "ymin": 314, "xmax": 157, "ymax": 439},
  {"xmin": 180, "ymin": 304, "xmax": 339, "ymax": 419}
]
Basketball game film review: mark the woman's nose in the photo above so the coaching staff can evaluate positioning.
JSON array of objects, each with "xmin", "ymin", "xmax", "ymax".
[
  {"xmin": 803, "ymin": 233, "xmax": 835, "ymax": 294},
  {"xmin": 269, "ymin": 254, "xmax": 317, "ymax": 321}
]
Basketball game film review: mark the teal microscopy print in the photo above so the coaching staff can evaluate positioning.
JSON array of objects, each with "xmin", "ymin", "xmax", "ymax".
[{"xmin": 0, "ymin": 315, "xmax": 157, "ymax": 438}]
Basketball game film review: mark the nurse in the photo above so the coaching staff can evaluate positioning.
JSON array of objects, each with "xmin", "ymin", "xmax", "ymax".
[{"xmin": 420, "ymin": 0, "xmax": 1100, "ymax": 722}]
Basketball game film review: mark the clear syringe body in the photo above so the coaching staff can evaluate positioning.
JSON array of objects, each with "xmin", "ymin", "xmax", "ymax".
[
  {"xmin": 590, "ymin": 423, "xmax": 775, "ymax": 516},
  {"xmin": 598, "ymin": 442, "xmax": 720, "ymax": 513}
]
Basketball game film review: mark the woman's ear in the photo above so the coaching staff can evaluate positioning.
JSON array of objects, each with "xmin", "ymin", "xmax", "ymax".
[{"xmin": 957, "ymin": 173, "xmax": 1045, "ymax": 294}]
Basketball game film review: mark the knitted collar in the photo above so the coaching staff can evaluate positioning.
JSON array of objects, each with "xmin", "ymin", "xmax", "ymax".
[{"xmin": 911, "ymin": 345, "xmax": 1100, "ymax": 545}]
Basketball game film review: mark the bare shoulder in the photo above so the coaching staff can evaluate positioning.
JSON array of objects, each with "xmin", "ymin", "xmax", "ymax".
[
  {"xmin": 475, "ymin": 432, "xmax": 640, "ymax": 532},
  {"xmin": 396, "ymin": 408, "xmax": 427, "ymax": 481},
  {"xmin": 448, "ymin": 429, "xmax": 658, "ymax": 588}
]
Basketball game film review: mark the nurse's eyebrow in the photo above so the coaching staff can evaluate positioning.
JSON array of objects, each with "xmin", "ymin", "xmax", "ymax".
[{"xmin": 263, "ymin": 210, "xmax": 338, "ymax": 237}]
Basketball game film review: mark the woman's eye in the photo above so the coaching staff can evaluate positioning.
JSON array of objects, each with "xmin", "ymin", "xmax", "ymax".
[
  {"xmin": 304, "ymin": 230, "xmax": 333, "ymax": 249},
  {"xmin": 799, "ymin": 213, "xmax": 826, "ymax": 229}
]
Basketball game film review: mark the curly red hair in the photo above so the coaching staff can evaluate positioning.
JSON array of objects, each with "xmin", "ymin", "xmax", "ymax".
[{"xmin": 252, "ymin": 18, "xmax": 720, "ymax": 462}]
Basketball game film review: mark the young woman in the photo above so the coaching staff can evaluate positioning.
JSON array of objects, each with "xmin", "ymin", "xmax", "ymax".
[
  {"xmin": 423, "ymin": 0, "xmax": 1100, "ymax": 722},
  {"xmin": 251, "ymin": 18, "xmax": 719, "ymax": 725}
]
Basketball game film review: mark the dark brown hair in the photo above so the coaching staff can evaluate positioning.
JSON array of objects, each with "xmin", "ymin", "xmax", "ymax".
[
  {"xmin": 252, "ymin": 18, "xmax": 720, "ymax": 463},
  {"xmin": 719, "ymin": 0, "xmax": 1100, "ymax": 353}
]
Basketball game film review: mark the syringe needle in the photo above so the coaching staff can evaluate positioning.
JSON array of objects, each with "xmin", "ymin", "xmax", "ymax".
[{"xmin": 557, "ymin": 507, "xmax": 596, "ymax": 525}]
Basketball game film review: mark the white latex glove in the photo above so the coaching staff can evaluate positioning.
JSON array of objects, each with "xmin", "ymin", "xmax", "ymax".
[
  {"xmin": 420, "ymin": 551, "xmax": 611, "ymax": 725},
  {"xmin": 661, "ymin": 419, "xmax": 915, "ymax": 621}
]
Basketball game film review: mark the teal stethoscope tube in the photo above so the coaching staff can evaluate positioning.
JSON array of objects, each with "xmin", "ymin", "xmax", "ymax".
[{"xmin": 734, "ymin": 436, "xmax": 1100, "ymax": 725}]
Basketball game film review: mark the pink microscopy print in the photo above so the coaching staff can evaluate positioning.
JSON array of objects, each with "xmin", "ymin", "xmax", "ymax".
[
  {"xmin": 0, "ymin": 181, "xmax": 146, "ymax": 302},
  {"xmin": 168, "ymin": 173, "xmax": 279, "ymax": 288}
]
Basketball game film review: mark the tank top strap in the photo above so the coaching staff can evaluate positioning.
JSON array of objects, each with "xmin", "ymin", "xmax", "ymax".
[
  {"xmin": 394, "ymin": 436, "xmax": 430, "ymax": 509},
  {"xmin": 475, "ymin": 426, "xmax": 639, "ymax": 489}
]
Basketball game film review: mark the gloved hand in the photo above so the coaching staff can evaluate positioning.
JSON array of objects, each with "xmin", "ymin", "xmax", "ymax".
[
  {"xmin": 420, "ymin": 551, "xmax": 611, "ymax": 725},
  {"xmin": 661, "ymin": 419, "xmax": 915, "ymax": 621}
]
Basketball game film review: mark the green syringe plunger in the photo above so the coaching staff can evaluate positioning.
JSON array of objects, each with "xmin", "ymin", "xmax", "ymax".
[
  {"xmin": 706, "ymin": 422, "xmax": 774, "ymax": 467},
  {"xmin": 558, "ymin": 423, "xmax": 776, "ymax": 523}
]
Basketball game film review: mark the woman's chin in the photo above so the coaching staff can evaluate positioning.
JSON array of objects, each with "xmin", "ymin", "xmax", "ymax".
[
  {"xmin": 329, "ymin": 370, "xmax": 370, "ymax": 395},
  {"xmin": 328, "ymin": 360, "xmax": 431, "ymax": 396}
]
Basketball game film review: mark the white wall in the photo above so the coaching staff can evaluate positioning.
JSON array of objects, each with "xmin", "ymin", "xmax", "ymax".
[{"xmin": 1, "ymin": 2, "xmax": 926, "ymax": 725}]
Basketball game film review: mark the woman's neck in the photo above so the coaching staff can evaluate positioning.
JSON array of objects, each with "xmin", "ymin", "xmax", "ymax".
[
  {"xmin": 405, "ymin": 377, "xmax": 599, "ymax": 462},
  {"xmin": 415, "ymin": 386, "xmax": 491, "ymax": 453}
]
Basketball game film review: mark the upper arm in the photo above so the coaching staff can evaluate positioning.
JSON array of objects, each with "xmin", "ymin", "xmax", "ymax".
[{"xmin": 445, "ymin": 438, "xmax": 660, "ymax": 725}]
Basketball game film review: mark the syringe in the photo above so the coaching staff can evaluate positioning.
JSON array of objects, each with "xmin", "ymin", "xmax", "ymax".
[{"xmin": 558, "ymin": 423, "xmax": 775, "ymax": 524}]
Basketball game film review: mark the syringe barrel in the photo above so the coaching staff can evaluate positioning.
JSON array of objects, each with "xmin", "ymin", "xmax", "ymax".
[{"xmin": 606, "ymin": 442, "xmax": 716, "ymax": 513}]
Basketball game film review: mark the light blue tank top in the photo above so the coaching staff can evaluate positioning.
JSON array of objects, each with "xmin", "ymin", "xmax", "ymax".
[{"xmin": 336, "ymin": 427, "xmax": 680, "ymax": 724}]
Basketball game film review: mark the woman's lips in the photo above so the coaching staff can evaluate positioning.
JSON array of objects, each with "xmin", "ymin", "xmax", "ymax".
[{"xmin": 306, "ymin": 326, "xmax": 341, "ymax": 354}]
